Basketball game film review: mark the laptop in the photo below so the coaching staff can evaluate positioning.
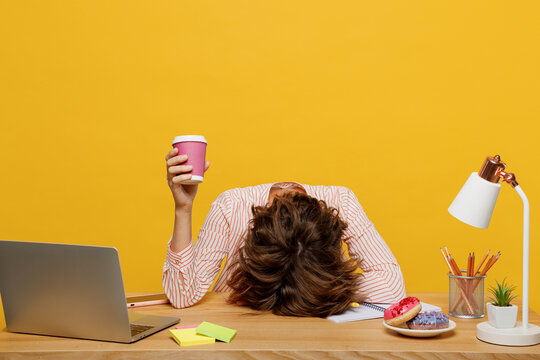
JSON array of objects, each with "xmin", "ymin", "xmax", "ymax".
[{"xmin": 0, "ymin": 240, "xmax": 179, "ymax": 343}]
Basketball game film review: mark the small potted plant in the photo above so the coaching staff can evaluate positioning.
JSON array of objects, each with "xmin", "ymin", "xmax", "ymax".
[{"xmin": 486, "ymin": 278, "xmax": 518, "ymax": 329}]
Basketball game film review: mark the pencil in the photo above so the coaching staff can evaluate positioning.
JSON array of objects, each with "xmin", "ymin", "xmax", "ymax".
[
  {"xmin": 479, "ymin": 255, "xmax": 495, "ymax": 276},
  {"xmin": 455, "ymin": 251, "xmax": 500, "ymax": 310},
  {"xmin": 448, "ymin": 255, "xmax": 461, "ymax": 276},
  {"xmin": 474, "ymin": 249, "xmax": 490, "ymax": 275},
  {"xmin": 471, "ymin": 252, "xmax": 475, "ymax": 277},
  {"xmin": 440, "ymin": 248, "xmax": 453, "ymax": 274},
  {"xmin": 443, "ymin": 253, "xmax": 475, "ymax": 314},
  {"xmin": 451, "ymin": 250, "xmax": 501, "ymax": 315},
  {"xmin": 444, "ymin": 246, "xmax": 450, "ymax": 258},
  {"xmin": 483, "ymin": 251, "xmax": 500, "ymax": 274}
]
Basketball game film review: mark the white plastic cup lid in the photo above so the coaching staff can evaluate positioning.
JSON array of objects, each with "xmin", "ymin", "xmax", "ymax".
[{"xmin": 172, "ymin": 135, "xmax": 207, "ymax": 145}]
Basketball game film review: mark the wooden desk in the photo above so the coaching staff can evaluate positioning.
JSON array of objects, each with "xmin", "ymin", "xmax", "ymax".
[{"xmin": 0, "ymin": 292, "xmax": 539, "ymax": 359}]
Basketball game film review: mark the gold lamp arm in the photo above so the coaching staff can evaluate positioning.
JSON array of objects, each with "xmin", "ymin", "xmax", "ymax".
[{"xmin": 499, "ymin": 171, "xmax": 518, "ymax": 188}]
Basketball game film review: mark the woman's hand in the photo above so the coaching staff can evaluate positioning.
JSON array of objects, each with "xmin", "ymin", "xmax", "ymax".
[{"xmin": 165, "ymin": 147, "xmax": 210, "ymax": 211}]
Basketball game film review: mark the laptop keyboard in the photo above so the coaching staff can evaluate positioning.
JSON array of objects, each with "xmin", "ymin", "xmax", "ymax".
[{"xmin": 130, "ymin": 324, "xmax": 153, "ymax": 337}]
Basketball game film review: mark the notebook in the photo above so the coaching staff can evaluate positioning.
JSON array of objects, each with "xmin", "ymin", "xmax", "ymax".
[{"xmin": 327, "ymin": 302, "xmax": 441, "ymax": 323}]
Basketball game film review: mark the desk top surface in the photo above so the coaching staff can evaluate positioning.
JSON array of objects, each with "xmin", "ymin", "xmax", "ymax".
[{"xmin": 0, "ymin": 292, "xmax": 539, "ymax": 359}]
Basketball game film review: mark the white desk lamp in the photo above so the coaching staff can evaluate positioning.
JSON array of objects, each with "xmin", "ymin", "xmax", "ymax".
[{"xmin": 448, "ymin": 155, "xmax": 540, "ymax": 346}]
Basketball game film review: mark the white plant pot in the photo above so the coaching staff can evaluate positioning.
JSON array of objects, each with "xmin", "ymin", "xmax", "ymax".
[{"xmin": 486, "ymin": 303, "xmax": 518, "ymax": 329}]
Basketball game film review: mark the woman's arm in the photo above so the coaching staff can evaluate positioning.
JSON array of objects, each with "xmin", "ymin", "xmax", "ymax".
[
  {"xmin": 342, "ymin": 188, "xmax": 406, "ymax": 303},
  {"xmin": 163, "ymin": 147, "xmax": 224, "ymax": 308},
  {"xmin": 164, "ymin": 147, "xmax": 210, "ymax": 252},
  {"xmin": 162, "ymin": 194, "xmax": 231, "ymax": 308},
  {"xmin": 171, "ymin": 208, "xmax": 193, "ymax": 252}
]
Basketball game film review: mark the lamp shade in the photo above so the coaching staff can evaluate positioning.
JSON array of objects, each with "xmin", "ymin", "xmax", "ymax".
[{"xmin": 448, "ymin": 172, "xmax": 501, "ymax": 229}]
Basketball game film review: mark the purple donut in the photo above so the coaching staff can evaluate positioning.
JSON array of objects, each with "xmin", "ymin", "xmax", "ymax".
[{"xmin": 406, "ymin": 311, "xmax": 449, "ymax": 330}]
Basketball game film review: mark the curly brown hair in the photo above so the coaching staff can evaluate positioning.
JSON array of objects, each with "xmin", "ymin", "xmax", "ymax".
[{"xmin": 227, "ymin": 191, "xmax": 364, "ymax": 317}]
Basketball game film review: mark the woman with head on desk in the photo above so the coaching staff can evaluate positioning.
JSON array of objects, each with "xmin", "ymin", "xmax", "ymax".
[{"xmin": 162, "ymin": 148, "xmax": 406, "ymax": 317}]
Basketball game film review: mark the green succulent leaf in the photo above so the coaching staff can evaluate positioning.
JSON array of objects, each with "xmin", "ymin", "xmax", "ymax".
[{"xmin": 488, "ymin": 277, "xmax": 517, "ymax": 307}]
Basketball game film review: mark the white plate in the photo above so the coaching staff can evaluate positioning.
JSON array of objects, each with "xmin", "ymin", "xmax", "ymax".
[{"xmin": 383, "ymin": 320, "xmax": 456, "ymax": 337}]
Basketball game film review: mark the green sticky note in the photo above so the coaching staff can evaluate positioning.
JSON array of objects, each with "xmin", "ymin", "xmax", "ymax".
[{"xmin": 196, "ymin": 321, "xmax": 237, "ymax": 343}]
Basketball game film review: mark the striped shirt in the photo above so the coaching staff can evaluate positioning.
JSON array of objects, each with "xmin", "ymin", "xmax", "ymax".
[{"xmin": 163, "ymin": 182, "xmax": 406, "ymax": 308}]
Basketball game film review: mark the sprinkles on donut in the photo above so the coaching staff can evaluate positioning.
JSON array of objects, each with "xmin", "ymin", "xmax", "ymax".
[
  {"xmin": 407, "ymin": 311, "xmax": 449, "ymax": 330},
  {"xmin": 383, "ymin": 297, "xmax": 422, "ymax": 326}
]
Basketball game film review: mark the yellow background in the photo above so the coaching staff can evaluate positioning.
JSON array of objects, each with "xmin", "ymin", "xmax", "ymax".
[{"xmin": 1, "ymin": 1, "xmax": 539, "ymax": 328}]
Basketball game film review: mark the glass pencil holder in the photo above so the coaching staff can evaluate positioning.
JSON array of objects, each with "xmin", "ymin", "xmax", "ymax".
[{"xmin": 448, "ymin": 270, "xmax": 486, "ymax": 318}]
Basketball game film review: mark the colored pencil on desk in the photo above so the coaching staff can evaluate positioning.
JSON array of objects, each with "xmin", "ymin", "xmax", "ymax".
[{"xmin": 474, "ymin": 249, "xmax": 490, "ymax": 275}]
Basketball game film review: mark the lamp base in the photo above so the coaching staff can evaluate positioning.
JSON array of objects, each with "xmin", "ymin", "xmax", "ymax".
[{"xmin": 477, "ymin": 321, "xmax": 540, "ymax": 346}]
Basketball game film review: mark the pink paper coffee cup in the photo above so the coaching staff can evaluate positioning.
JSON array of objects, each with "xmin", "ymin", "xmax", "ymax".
[{"xmin": 172, "ymin": 135, "xmax": 207, "ymax": 184}]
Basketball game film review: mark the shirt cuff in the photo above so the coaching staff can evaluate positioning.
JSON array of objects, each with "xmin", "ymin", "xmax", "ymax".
[{"xmin": 166, "ymin": 240, "xmax": 195, "ymax": 271}]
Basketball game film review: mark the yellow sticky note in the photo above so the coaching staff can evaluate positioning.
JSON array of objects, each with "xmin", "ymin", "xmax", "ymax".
[{"xmin": 170, "ymin": 328, "xmax": 215, "ymax": 347}]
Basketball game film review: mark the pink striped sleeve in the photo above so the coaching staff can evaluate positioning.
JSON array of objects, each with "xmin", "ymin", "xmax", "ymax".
[
  {"xmin": 341, "ymin": 188, "xmax": 406, "ymax": 303},
  {"xmin": 162, "ymin": 192, "xmax": 231, "ymax": 308}
]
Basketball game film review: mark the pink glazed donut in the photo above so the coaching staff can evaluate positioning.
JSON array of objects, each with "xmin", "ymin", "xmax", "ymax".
[{"xmin": 384, "ymin": 297, "xmax": 422, "ymax": 326}]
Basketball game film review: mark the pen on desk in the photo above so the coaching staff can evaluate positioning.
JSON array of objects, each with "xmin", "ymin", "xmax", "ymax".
[{"xmin": 128, "ymin": 299, "xmax": 170, "ymax": 308}]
